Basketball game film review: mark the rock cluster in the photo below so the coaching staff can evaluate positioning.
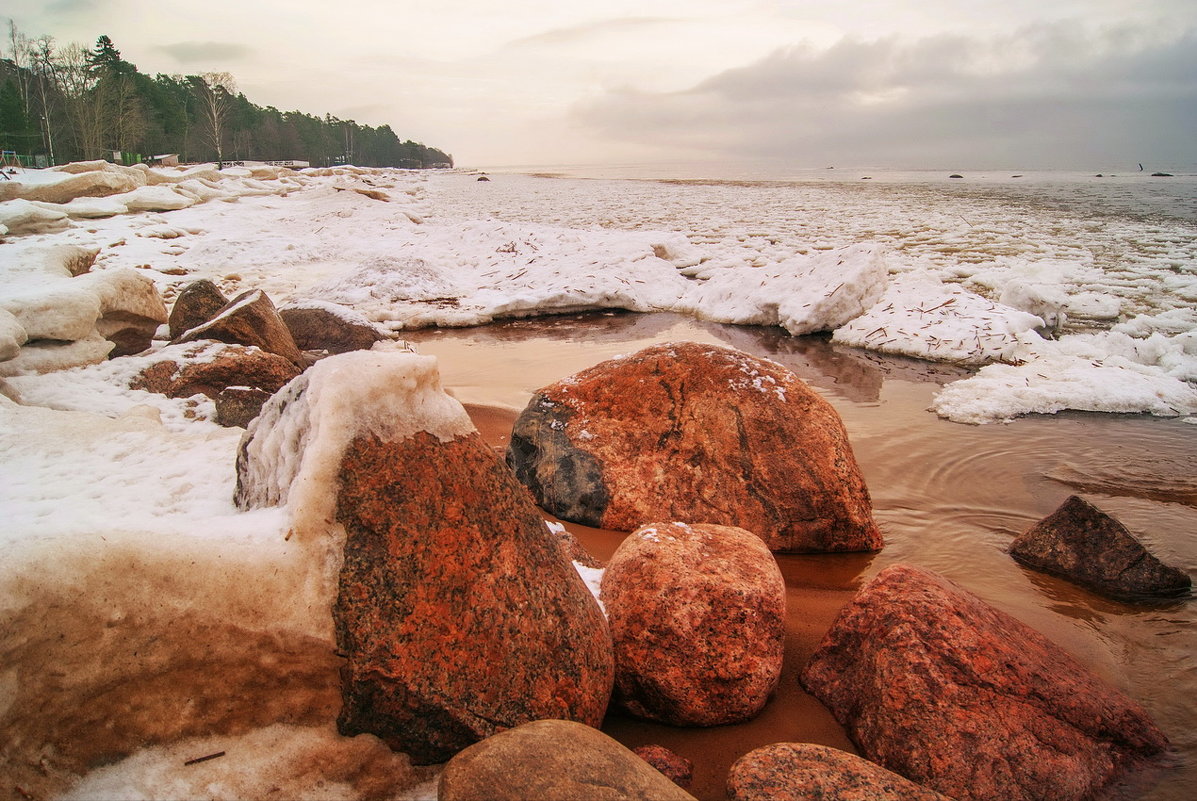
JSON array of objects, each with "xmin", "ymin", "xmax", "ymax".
[
  {"xmin": 800, "ymin": 564, "xmax": 1169, "ymax": 801},
  {"xmin": 506, "ymin": 341, "xmax": 882, "ymax": 553},
  {"xmin": 600, "ymin": 521, "xmax": 785, "ymax": 726},
  {"xmin": 1011, "ymin": 495, "xmax": 1191, "ymax": 600}
]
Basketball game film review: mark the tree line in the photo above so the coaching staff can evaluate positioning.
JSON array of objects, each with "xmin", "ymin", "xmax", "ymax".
[{"xmin": 0, "ymin": 24, "xmax": 453, "ymax": 169}]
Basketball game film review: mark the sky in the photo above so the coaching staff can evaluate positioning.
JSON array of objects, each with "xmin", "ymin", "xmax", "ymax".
[{"xmin": 5, "ymin": 0, "xmax": 1197, "ymax": 170}]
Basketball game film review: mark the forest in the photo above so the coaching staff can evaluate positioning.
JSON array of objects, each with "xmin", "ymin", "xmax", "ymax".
[{"xmin": 0, "ymin": 25, "xmax": 453, "ymax": 170}]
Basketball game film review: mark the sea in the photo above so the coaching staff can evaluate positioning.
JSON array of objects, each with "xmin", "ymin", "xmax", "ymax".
[{"xmin": 407, "ymin": 162, "xmax": 1197, "ymax": 800}]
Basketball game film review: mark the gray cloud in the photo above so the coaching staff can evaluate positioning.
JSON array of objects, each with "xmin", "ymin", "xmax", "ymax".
[
  {"xmin": 157, "ymin": 41, "xmax": 254, "ymax": 65},
  {"xmin": 575, "ymin": 23, "xmax": 1197, "ymax": 169},
  {"xmin": 505, "ymin": 17, "xmax": 678, "ymax": 50}
]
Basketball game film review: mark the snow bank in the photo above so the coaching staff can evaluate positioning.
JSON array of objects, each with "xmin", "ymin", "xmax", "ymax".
[
  {"xmin": 832, "ymin": 273, "xmax": 1045, "ymax": 365},
  {"xmin": 686, "ymin": 244, "xmax": 888, "ymax": 335}
]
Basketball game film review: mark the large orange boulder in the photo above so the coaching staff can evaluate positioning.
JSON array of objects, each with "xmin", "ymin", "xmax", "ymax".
[
  {"xmin": 506, "ymin": 342, "xmax": 881, "ymax": 552},
  {"xmin": 234, "ymin": 350, "xmax": 614, "ymax": 764},
  {"xmin": 600, "ymin": 522, "xmax": 785, "ymax": 726},
  {"xmin": 132, "ymin": 342, "xmax": 301, "ymax": 399},
  {"xmin": 800, "ymin": 564, "xmax": 1169, "ymax": 801}
]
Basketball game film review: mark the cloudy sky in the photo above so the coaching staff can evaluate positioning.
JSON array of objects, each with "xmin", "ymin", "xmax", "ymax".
[{"xmin": 7, "ymin": 0, "xmax": 1196, "ymax": 170}]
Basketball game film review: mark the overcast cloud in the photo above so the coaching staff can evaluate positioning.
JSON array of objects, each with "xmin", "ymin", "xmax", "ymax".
[
  {"xmin": 4, "ymin": 0, "xmax": 1195, "ymax": 168},
  {"xmin": 576, "ymin": 23, "xmax": 1197, "ymax": 169}
]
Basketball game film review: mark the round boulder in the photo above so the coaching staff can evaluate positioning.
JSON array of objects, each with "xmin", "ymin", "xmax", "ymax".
[
  {"xmin": 600, "ymin": 521, "xmax": 786, "ymax": 726},
  {"xmin": 439, "ymin": 719, "xmax": 696, "ymax": 801},
  {"xmin": 728, "ymin": 743, "xmax": 951, "ymax": 800},
  {"xmin": 506, "ymin": 341, "xmax": 881, "ymax": 552}
]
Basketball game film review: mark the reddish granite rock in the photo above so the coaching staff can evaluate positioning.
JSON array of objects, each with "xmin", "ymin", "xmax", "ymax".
[
  {"xmin": 279, "ymin": 302, "xmax": 387, "ymax": 354},
  {"xmin": 506, "ymin": 341, "xmax": 881, "ymax": 553},
  {"xmin": 439, "ymin": 720, "xmax": 696, "ymax": 801},
  {"xmin": 1011, "ymin": 495, "xmax": 1191, "ymax": 600},
  {"xmin": 600, "ymin": 522, "xmax": 785, "ymax": 726},
  {"xmin": 800, "ymin": 564, "xmax": 1169, "ymax": 801},
  {"xmin": 633, "ymin": 744, "xmax": 693, "ymax": 789},
  {"xmin": 167, "ymin": 279, "xmax": 228, "ymax": 340},
  {"xmin": 173, "ymin": 289, "xmax": 303, "ymax": 366},
  {"xmin": 728, "ymin": 743, "xmax": 951, "ymax": 801},
  {"xmin": 332, "ymin": 435, "xmax": 613, "ymax": 764},
  {"xmin": 132, "ymin": 343, "xmax": 300, "ymax": 399},
  {"xmin": 214, "ymin": 385, "xmax": 272, "ymax": 427}
]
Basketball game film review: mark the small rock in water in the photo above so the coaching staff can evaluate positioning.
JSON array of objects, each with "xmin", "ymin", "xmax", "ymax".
[
  {"xmin": 438, "ymin": 719, "xmax": 697, "ymax": 801},
  {"xmin": 949, "ymin": 173, "xmax": 964, "ymax": 178},
  {"xmin": 1010, "ymin": 495, "xmax": 1191, "ymax": 600},
  {"xmin": 632, "ymin": 744, "xmax": 693, "ymax": 788},
  {"xmin": 728, "ymin": 742, "xmax": 951, "ymax": 801}
]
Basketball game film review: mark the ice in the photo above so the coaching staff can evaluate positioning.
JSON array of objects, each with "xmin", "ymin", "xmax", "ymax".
[
  {"xmin": 0, "ymin": 198, "xmax": 69, "ymax": 234},
  {"xmin": 832, "ymin": 273, "xmax": 1045, "ymax": 365},
  {"xmin": 685, "ymin": 243, "xmax": 888, "ymax": 335}
]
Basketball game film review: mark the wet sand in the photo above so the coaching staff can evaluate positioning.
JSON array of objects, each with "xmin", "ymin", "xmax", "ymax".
[{"xmin": 436, "ymin": 310, "xmax": 1196, "ymax": 801}]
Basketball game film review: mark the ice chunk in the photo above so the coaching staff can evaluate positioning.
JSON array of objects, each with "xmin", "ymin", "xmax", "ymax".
[
  {"xmin": 688, "ymin": 244, "xmax": 888, "ymax": 335},
  {"xmin": 833, "ymin": 274, "xmax": 1044, "ymax": 365}
]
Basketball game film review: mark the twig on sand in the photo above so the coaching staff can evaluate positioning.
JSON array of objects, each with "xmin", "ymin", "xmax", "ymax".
[{"xmin": 184, "ymin": 751, "xmax": 226, "ymax": 766}]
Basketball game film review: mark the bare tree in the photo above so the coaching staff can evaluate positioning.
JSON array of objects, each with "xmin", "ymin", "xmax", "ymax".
[
  {"xmin": 192, "ymin": 71, "xmax": 236, "ymax": 168},
  {"xmin": 54, "ymin": 42, "xmax": 105, "ymax": 159},
  {"xmin": 7, "ymin": 21, "xmax": 33, "ymax": 117},
  {"xmin": 30, "ymin": 35, "xmax": 59, "ymax": 164}
]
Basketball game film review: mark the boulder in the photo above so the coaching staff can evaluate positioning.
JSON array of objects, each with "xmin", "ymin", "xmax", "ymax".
[
  {"xmin": 632, "ymin": 744, "xmax": 693, "ymax": 788},
  {"xmin": 600, "ymin": 522, "xmax": 785, "ymax": 726},
  {"xmin": 168, "ymin": 279, "xmax": 229, "ymax": 340},
  {"xmin": 800, "ymin": 564, "xmax": 1169, "ymax": 801},
  {"xmin": 214, "ymin": 385, "xmax": 273, "ymax": 428},
  {"xmin": 1010, "ymin": 495, "xmax": 1191, "ymax": 600},
  {"xmin": 278, "ymin": 301, "xmax": 387, "ymax": 354},
  {"xmin": 131, "ymin": 342, "xmax": 301, "ymax": 400},
  {"xmin": 728, "ymin": 743, "xmax": 951, "ymax": 801},
  {"xmin": 438, "ymin": 719, "xmax": 696, "ymax": 801},
  {"xmin": 173, "ymin": 289, "xmax": 304, "ymax": 366},
  {"xmin": 234, "ymin": 351, "xmax": 613, "ymax": 764},
  {"xmin": 506, "ymin": 342, "xmax": 881, "ymax": 552}
]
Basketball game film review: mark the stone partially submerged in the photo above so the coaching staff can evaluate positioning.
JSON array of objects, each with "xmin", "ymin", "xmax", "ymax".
[
  {"xmin": 600, "ymin": 522, "xmax": 786, "ymax": 726},
  {"xmin": 1010, "ymin": 495, "xmax": 1191, "ymax": 600},
  {"xmin": 506, "ymin": 342, "xmax": 882, "ymax": 553},
  {"xmin": 800, "ymin": 564, "xmax": 1169, "ymax": 801},
  {"xmin": 234, "ymin": 350, "xmax": 613, "ymax": 764}
]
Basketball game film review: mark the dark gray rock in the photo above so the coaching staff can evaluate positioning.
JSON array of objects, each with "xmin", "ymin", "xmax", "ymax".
[
  {"xmin": 279, "ymin": 303, "xmax": 386, "ymax": 354},
  {"xmin": 215, "ymin": 385, "xmax": 272, "ymax": 428},
  {"xmin": 168, "ymin": 279, "xmax": 228, "ymax": 340},
  {"xmin": 1010, "ymin": 495, "xmax": 1190, "ymax": 600}
]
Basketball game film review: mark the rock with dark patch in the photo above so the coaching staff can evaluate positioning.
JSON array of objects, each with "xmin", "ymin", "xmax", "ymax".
[
  {"xmin": 279, "ymin": 302, "xmax": 387, "ymax": 354},
  {"xmin": 728, "ymin": 743, "xmax": 951, "ymax": 801},
  {"xmin": 506, "ymin": 341, "xmax": 881, "ymax": 553},
  {"xmin": 632, "ymin": 744, "xmax": 693, "ymax": 789},
  {"xmin": 800, "ymin": 564, "xmax": 1169, "ymax": 801},
  {"xmin": 132, "ymin": 342, "xmax": 301, "ymax": 400},
  {"xmin": 1010, "ymin": 495, "xmax": 1190, "ymax": 600},
  {"xmin": 174, "ymin": 289, "xmax": 304, "ymax": 367},
  {"xmin": 438, "ymin": 719, "xmax": 697, "ymax": 801},
  {"xmin": 214, "ymin": 385, "xmax": 273, "ymax": 428},
  {"xmin": 167, "ymin": 279, "xmax": 228, "ymax": 340},
  {"xmin": 600, "ymin": 522, "xmax": 786, "ymax": 726}
]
